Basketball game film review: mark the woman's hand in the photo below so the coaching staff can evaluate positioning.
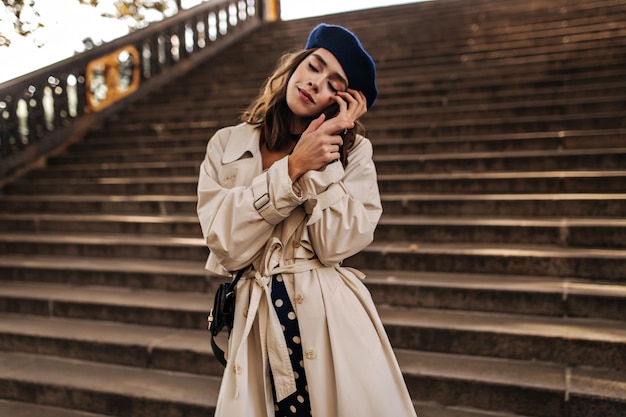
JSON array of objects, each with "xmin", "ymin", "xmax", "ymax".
[
  {"xmin": 334, "ymin": 88, "xmax": 368, "ymax": 124},
  {"xmin": 288, "ymin": 114, "xmax": 337, "ymax": 181},
  {"xmin": 288, "ymin": 89, "xmax": 367, "ymax": 181}
]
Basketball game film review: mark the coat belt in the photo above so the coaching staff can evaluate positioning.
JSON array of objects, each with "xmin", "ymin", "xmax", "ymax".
[{"xmin": 230, "ymin": 237, "xmax": 324, "ymax": 402}]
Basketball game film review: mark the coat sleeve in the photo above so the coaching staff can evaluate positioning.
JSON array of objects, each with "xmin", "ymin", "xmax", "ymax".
[
  {"xmin": 197, "ymin": 128, "xmax": 305, "ymax": 271},
  {"xmin": 297, "ymin": 136, "xmax": 383, "ymax": 266}
]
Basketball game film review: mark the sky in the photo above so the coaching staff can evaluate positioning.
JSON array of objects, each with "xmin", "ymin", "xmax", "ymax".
[
  {"xmin": 0, "ymin": 0, "xmax": 424, "ymax": 83},
  {"xmin": 280, "ymin": 0, "xmax": 425, "ymax": 20}
]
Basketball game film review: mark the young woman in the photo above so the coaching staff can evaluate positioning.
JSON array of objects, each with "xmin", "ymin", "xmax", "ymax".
[{"xmin": 197, "ymin": 23, "xmax": 417, "ymax": 417}]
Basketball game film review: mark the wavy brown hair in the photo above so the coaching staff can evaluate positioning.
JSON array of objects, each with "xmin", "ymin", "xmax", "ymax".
[{"xmin": 241, "ymin": 48, "xmax": 365, "ymax": 167}]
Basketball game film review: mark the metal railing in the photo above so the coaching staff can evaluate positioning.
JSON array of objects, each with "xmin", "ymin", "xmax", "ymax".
[{"xmin": 0, "ymin": 0, "xmax": 266, "ymax": 179}]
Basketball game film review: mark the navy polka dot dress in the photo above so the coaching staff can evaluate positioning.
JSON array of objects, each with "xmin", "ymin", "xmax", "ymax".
[{"xmin": 270, "ymin": 274, "xmax": 312, "ymax": 417}]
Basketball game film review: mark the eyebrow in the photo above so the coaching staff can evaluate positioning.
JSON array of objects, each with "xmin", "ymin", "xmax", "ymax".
[{"xmin": 312, "ymin": 53, "xmax": 348, "ymax": 89}]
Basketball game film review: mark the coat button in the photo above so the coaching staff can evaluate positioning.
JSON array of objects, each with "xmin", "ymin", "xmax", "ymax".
[
  {"xmin": 234, "ymin": 364, "xmax": 243, "ymax": 374},
  {"xmin": 305, "ymin": 349, "xmax": 316, "ymax": 359},
  {"xmin": 243, "ymin": 307, "xmax": 248, "ymax": 318},
  {"xmin": 295, "ymin": 293, "xmax": 304, "ymax": 304}
]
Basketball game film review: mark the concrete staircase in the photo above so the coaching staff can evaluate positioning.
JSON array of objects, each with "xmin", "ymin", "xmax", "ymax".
[{"xmin": 1, "ymin": 0, "xmax": 626, "ymax": 416}]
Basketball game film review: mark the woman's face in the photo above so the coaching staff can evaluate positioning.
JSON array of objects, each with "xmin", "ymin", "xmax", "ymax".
[{"xmin": 286, "ymin": 48, "xmax": 348, "ymax": 124}]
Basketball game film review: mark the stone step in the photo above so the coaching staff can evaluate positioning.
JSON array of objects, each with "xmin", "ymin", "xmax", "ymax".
[
  {"xmin": 366, "ymin": 112, "xmax": 625, "ymax": 138},
  {"xmin": 0, "ymin": 400, "xmax": 113, "ymax": 417},
  {"xmin": 192, "ymin": 32, "xmax": 625, "ymax": 86},
  {"xmin": 185, "ymin": 34, "xmax": 626, "ymax": 78},
  {"xmin": 442, "ymin": 23, "xmax": 626, "ymax": 54},
  {"xmin": 85, "ymin": 111, "xmax": 626, "ymax": 139},
  {"xmin": 17, "ymin": 147, "xmax": 626, "ymax": 181},
  {"xmin": 370, "ymin": 94, "xmax": 626, "ymax": 123},
  {"xmin": 0, "ymin": 213, "xmax": 624, "ymax": 249},
  {"xmin": 347, "ymin": 241, "xmax": 626, "ymax": 282},
  {"xmin": 0, "ymin": 281, "xmax": 209, "ymax": 330},
  {"xmin": 157, "ymin": 59, "xmax": 623, "ymax": 106},
  {"xmin": 373, "ymin": 147, "xmax": 626, "ymax": 174},
  {"xmin": 375, "ymin": 215, "xmax": 626, "ymax": 248},
  {"xmin": 26, "ymin": 161, "xmax": 201, "ymax": 179},
  {"xmin": 0, "ymin": 351, "xmax": 219, "ymax": 417},
  {"xmin": 10, "ymin": 170, "xmax": 626, "ymax": 196},
  {"xmin": 1, "ymin": 192, "xmax": 623, "ymax": 218},
  {"xmin": 413, "ymin": 402, "xmax": 533, "ymax": 417},
  {"xmin": 41, "ymin": 130, "xmax": 626, "ymax": 166},
  {"xmin": 6, "ymin": 345, "xmax": 620, "ymax": 417},
  {"xmin": 88, "ymin": 120, "xmax": 230, "ymax": 138},
  {"xmin": 5, "ymin": 176, "xmax": 200, "ymax": 196},
  {"xmin": 118, "ymin": 88, "xmax": 626, "ymax": 124},
  {"xmin": 124, "ymin": 79, "xmax": 626, "ymax": 121},
  {"xmin": 397, "ymin": 348, "xmax": 626, "ymax": 417},
  {"xmin": 0, "ymin": 296, "xmax": 626, "ymax": 416},
  {"xmin": 27, "ymin": 132, "xmax": 626, "ymax": 175},
  {"xmin": 124, "ymin": 92, "xmax": 626, "ymax": 125},
  {"xmin": 0, "ymin": 313, "xmax": 220, "ymax": 375},
  {"xmin": 0, "ymin": 369, "xmax": 535, "ymax": 417},
  {"xmin": 121, "ymin": 66, "xmax": 626, "ymax": 120},
  {"xmin": 44, "ymin": 128, "xmax": 626, "ymax": 162},
  {"xmin": 364, "ymin": 269, "xmax": 626, "ymax": 321},
  {"xmin": 377, "ymin": 80, "xmax": 626, "ymax": 108},
  {"xmin": 69, "ymin": 131, "xmax": 213, "ymax": 148},
  {"xmin": 377, "ymin": 171, "xmax": 626, "ymax": 194},
  {"xmin": 0, "ymin": 255, "xmax": 211, "ymax": 293},
  {"xmin": 376, "ymin": 92, "xmax": 625, "ymax": 123},
  {"xmin": 1, "ymin": 347, "xmax": 582, "ymax": 417},
  {"xmin": 381, "ymin": 192, "xmax": 626, "ymax": 217},
  {"xmin": 0, "ymin": 399, "xmax": 532, "ymax": 417},
  {"xmin": 373, "ymin": 62, "xmax": 626, "ymax": 98},
  {"xmin": 1, "ymin": 255, "xmax": 624, "ymax": 321},
  {"xmin": 0, "ymin": 232, "xmax": 207, "ymax": 262},
  {"xmin": 47, "ymin": 146, "xmax": 206, "ymax": 165},
  {"xmin": 370, "ymin": 92, "xmax": 626, "ymax": 122},
  {"xmin": 152, "ymin": 50, "xmax": 626, "ymax": 98},
  {"xmin": 401, "ymin": 24, "xmax": 626, "ymax": 55},
  {"xmin": 379, "ymin": 306, "xmax": 626, "ymax": 371},
  {"xmin": 2, "ymin": 232, "xmax": 625, "ymax": 279},
  {"xmin": 26, "ymin": 163, "xmax": 624, "ymax": 187},
  {"xmin": 374, "ymin": 17, "xmax": 626, "ymax": 54},
  {"xmin": 0, "ymin": 213, "xmax": 202, "ymax": 236},
  {"xmin": 1, "ymin": 283, "xmax": 624, "ymax": 372},
  {"xmin": 240, "ymin": 3, "xmax": 623, "ymax": 49},
  {"xmin": 0, "ymin": 194, "xmax": 197, "ymax": 215},
  {"xmin": 427, "ymin": 42, "xmax": 626, "ymax": 74},
  {"xmin": 371, "ymin": 129, "xmax": 626, "ymax": 153},
  {"xmin": 272, "ymin": 0, "xmax": 624, "ymax": 34}
]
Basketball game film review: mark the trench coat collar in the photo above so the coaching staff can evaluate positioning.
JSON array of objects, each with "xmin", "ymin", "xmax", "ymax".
[{"xmin": 222, "ymin": 123, "xmax": 261, "ymax": 165}]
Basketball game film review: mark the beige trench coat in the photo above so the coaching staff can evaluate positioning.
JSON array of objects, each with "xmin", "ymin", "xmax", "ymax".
[{"xmin": 197, "ymin": 122, "xmax": 417, "ymax": 417}]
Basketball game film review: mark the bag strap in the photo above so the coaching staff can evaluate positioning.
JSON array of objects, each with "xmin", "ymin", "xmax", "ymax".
[
  {"xmin": 228, "ymin": 267, "xmax": 245, "ymax": 291},
  {"xmin": 211, "ymin": 268, "xmax": 246, "ymax": 367},
  {"xmin": 212, "ymin": 332, "xmax": 228, "ymax": 367}
]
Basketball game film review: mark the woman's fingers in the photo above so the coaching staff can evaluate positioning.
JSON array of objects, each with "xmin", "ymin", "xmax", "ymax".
[
  {"xmin": 341, "ymin": 89, "xmax": 367, "ymax": 119},
  {"xmin": 304, "ymin": 113, "xmax": 326, "ymax": 134},
  {"xmin": 291, "ymin": 118, "xmax": 344, "ymax": 172},
  {"xmin": 327, "ymin": 89, "xmax": 367, "ymax": 131}
]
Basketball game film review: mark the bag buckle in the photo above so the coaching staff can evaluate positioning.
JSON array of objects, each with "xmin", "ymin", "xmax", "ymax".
[{"xmin": 207, "ymin": 309, "xmax": 214, "ymax": 331}]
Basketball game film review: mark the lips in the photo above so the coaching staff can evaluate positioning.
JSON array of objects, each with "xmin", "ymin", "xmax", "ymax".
[{"xmin": 298, "ymin": 88, "xmax": 315, "ymax": 104}]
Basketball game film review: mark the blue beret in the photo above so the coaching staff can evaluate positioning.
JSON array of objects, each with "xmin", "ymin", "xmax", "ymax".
[{"xmin": 305, "ymin": 23, "xmax": 378, "ymax": 109}]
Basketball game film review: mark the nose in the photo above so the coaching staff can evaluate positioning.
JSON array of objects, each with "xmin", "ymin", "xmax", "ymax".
[{"xmin": 308, "ymin": 79, "xmax": 320, "ymax": 93}]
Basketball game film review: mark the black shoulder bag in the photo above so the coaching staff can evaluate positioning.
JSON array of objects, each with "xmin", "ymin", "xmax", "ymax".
[{"xmin": 207, "ymin": 268, "xmax": 245, "ymax": 367}]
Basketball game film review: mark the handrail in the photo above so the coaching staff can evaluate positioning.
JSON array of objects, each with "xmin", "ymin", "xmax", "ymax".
[{"xmin": 0, "ymin": 0, "xmax": 265, "ymax": 179}]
